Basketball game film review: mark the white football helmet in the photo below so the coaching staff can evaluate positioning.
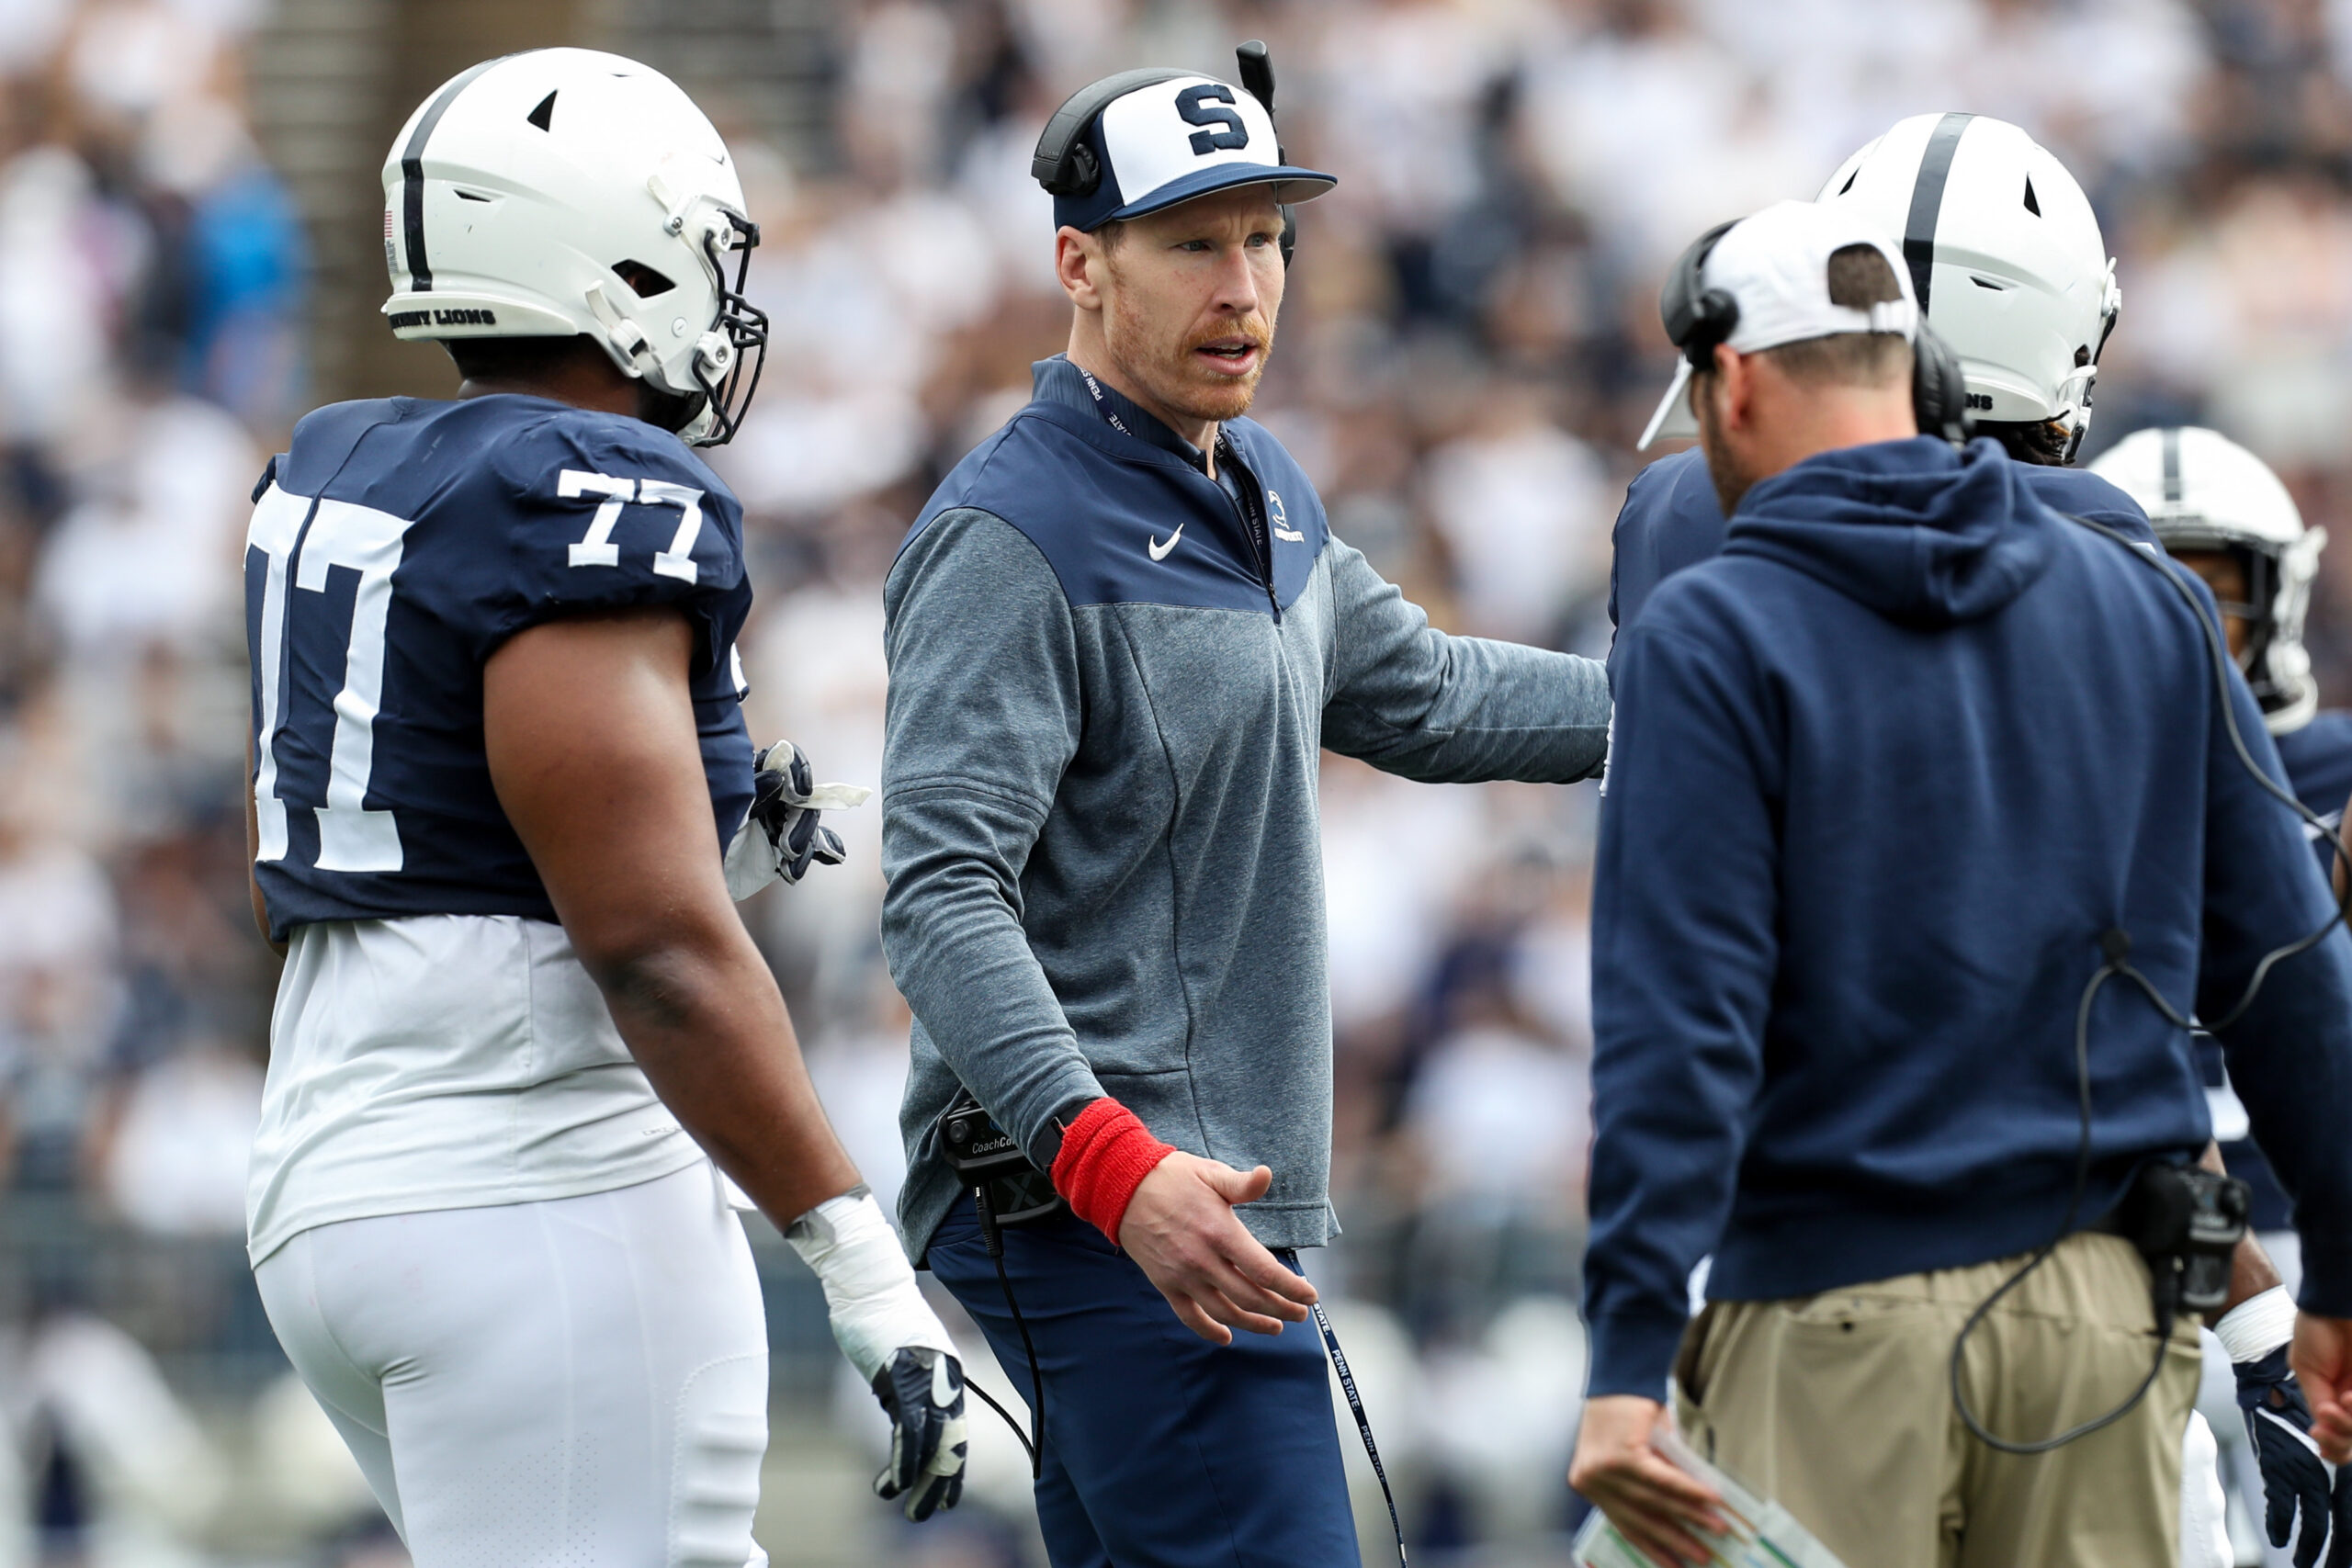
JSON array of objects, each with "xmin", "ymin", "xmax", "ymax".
[
  {"xmin": 1816, "ymin": 113, "xmax": 2120, "ymax": 461},
  {"xmin": 379, "ymin": 49, "xmax": 766, "ymax": 446},
  {"xmin": 2090, "ymin": 426, "xmax": 2325, "ymax": 732}
]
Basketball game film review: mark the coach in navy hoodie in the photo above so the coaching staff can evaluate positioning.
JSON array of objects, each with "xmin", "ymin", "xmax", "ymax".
[{"xmin": 1572, "ymin": 202, "xmax": 2352, "ymax": 1568}]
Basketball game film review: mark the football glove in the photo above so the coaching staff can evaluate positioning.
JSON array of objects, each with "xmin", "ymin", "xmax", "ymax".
[
  {"xmin": 721, "ymin": 739, "xmax": 868, "ymax": 899},
  {"xmin": 870, "ymin": 1346, "xmax": 969, "ymax": 1522},
  {"xmin": 784, "ymin": 1186, "xmax": 967, "ymax": 1522},
  {"xmin": 2238, "ymin": 1346, "xmax": 2350, "ymax": 1568}
]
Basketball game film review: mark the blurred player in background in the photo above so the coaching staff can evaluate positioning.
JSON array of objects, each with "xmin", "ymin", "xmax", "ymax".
[
  {"xmin": 240, "ymin": 50, "xmax": 965, "ymax": 1564},
  {"xmin": 2093, "ymin": 425, "xmax": 2352, "ymax": 1565}
]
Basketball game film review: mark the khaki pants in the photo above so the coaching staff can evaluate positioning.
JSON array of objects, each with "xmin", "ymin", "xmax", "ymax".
[{"xmin": 1673, "ymin": 1233, "xmax": 2202, "ymax": 1568}]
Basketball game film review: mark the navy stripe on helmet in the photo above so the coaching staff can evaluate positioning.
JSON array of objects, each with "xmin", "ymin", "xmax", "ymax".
[
  {"xmin": 401, "ymin": 55, "xmax": 509, "ymax": 292},
  {"xmin": 2162, "ymin": 428, "xmax": 2183, "ymax": 504},
  {"xmin": 1903, "ymin": 112, "xmax": 1975, "ymax": 319}
]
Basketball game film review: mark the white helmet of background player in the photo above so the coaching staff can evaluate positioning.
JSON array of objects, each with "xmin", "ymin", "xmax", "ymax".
[
  {"xmin": 2090, "ymin": 427, "xmax": 2326, "ymax": 733},
  {"xmin": 1816, "ymin": 113, "xmax": 2121, "ymax": 463},
  {"xmin": 379, "ymin": 49, "xmax": 765, "ymax": 446}
]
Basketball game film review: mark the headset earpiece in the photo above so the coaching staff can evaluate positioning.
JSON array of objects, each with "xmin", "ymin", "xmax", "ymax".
[
  {"xmin": 1063, "ymin": 141, "xmax": 1100, "ymax": 198},
  {"xmin": 1661, "ymin": 220, "xmax": 1741, "ymax": 370},
  {"xmin": 1032, "ymin": 67, "xmax": 1189, "ymax": 199},
  {"xmin": 1912, "ymin": 323, "xmax": 1975, "ymax": 446}
]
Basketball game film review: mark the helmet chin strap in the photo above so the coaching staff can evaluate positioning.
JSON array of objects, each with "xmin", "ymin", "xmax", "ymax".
[{"xmin": 584, "ymin": 285, "xmax": 660, "ymax": 375}]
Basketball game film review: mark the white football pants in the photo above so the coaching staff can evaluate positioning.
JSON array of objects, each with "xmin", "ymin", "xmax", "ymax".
[{"xmin": 254, "ymin": 1163, "xmax": 771, "ymax": 1568}]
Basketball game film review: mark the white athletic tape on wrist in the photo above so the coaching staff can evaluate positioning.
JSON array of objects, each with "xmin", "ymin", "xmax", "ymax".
[
  {"xmin": 2215, "ymin": 1284, "xmax": 2299, "ymax": 1364},
  {"xmin": 786, "ymin": 1190, "xmax": 955, "ymax": 1383}
]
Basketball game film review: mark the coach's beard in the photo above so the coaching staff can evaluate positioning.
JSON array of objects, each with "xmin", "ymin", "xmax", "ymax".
[{"xmin": 1108, "ymin": 307, "xmax": 1276, "ymax": 430}]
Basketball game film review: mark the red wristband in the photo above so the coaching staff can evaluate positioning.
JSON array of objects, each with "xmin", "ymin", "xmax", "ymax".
[{"xmin": 1049, "ymin": 1098, "xmax": 1175, "ymax": 1243}]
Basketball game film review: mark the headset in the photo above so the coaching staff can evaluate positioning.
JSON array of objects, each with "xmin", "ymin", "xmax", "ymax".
[
  {"xmin": 1660, "ymin": 219, "xmax": 1974, "ymax": 446},
  {"xmin": 1030, "ymin": 66, "xmax": 1186, "ymax": 198},
  {"xmin": 1031, "ymin": 43, "xmax": 1299, "ymax": 266}
]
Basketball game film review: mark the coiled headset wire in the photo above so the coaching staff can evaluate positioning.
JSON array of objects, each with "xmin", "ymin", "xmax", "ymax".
[{"xmin": 1951, "ymin": 513, "xmax": 2352, "ymax": 1453}]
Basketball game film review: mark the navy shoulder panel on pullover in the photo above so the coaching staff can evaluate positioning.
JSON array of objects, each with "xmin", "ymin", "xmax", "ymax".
[
  {"xmin": 906, "ymin": 358, "xmax": 1329, "ymax": 615},
  {"xmin": 882, "ymin": 355, "xmax": 1612, "ymax": 1267},
  {"xmin": 2214, "ymin": 708, "xmax": 2352, "ymax": 1228},
  {"xmin": 1606, "ymin": 444, "xmax": 2156, "ymax": 675},
  {"xmin": 1584, "ymin": 434, "xmax": 2352, "ymax": 1399}
]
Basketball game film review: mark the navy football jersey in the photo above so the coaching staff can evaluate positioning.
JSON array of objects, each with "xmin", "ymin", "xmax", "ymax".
[
  {"xmin": 1606, "ymin": 445, "xmax": 2159, "ymax": 677},
  {"xmin": 245, "ymin": 394, "xmax": 754, "ymax": 942},
  {"xmin": 2208, "ymin": 708, "xmax": 2352, "ymax": 1230}
]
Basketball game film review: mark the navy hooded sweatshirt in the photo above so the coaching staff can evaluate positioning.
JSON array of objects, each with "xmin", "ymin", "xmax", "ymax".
[
  {"xmin": 1606, "ymin": 443, "xmax": 2157, "ymax": 679},
  {"xmin": 1584, "ymin": 436, "xmax": 2352, "ymax": 1401}
]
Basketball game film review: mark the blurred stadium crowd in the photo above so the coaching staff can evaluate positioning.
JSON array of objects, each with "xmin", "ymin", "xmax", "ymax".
[{"xmin": 6, "ymin": 0, "xmax": 2352, "ymax": 1562}]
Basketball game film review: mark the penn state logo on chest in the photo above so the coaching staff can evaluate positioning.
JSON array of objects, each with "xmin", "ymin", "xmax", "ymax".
[{"xmin": 1269, "ymin": 489, "xmax": 1305, "ymax": 543}]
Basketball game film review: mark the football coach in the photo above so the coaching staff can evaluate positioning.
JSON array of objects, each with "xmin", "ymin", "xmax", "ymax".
[
  {"xmin": 1570, "ymin": 198, "xmax": 2352, "ymax": 1568},
  {"xmin": 878, "ymin": 54, "xmax": 1611, "ymax": 1568}
]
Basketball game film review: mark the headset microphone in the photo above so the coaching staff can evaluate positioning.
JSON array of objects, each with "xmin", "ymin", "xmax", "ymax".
[{"xmin": 1234, "ymin": 40, "xmax": 1297, "ymax": 267}]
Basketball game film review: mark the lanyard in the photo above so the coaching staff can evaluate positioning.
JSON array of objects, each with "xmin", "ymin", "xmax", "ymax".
[{"xmin": 1285, "ymin": 1251, "xmax": 1409, "ymax": 1566}]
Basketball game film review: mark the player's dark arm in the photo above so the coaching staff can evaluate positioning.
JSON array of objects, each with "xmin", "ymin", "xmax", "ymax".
[
  {"xmin": 243, "ymin": 731, "xmax": 288, "ymax": 959},
  {"xmin": 2202, "ymin": 1140, "xmax": 2284, "ymax": 1314},
  {"xmin": 484, "ymin": 603, "xmax": 861, "ymax": 1226}
]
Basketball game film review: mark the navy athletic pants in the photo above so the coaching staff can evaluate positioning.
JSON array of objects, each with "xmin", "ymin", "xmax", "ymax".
[{"xmin": 928, "ymin": 1201, "xmax": 1362, "ymax": 1568}]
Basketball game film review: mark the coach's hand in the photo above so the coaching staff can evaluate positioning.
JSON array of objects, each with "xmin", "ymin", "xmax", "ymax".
[
  {"xmin": 1569, "ymin": 1396, "xmax": 1725, "ymax": 1568},
  {"xmin": 2292, "ymin": 1314, "xmax": 2352, "ymax": 1464},
  {"xmin": 1118, "ymin": 1153, "xmax": 1317, "ymax": 1344}
]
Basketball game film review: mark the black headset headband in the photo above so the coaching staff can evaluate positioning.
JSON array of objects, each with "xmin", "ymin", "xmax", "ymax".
[
  {"xmin": 1661, "ymin": 215, "xmax": 1973, "ymax": 446},
  {"xmin": 1031, "ymin": 67, "xmax": 1189, "ymax": 197},
  {"xmin": 1661, "ymin": 220, "xmax": 1740, "ymax": 370},
  {"xmin": 1029, "ymin": 45, "xmax": 1297, "ymax": 264}
]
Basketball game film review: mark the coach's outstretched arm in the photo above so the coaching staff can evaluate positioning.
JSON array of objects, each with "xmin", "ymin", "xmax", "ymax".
[
  {"xmin": 1321, "ymin": 538, "xmax": 1611, "ymax": 783},
  {"xmin": 881, "ymin": 509, "xmax": 1318, "ymax": 1344},
  {"xmin": 485, "ymin": 603, "xmax": 969, "ymax": 1520}
]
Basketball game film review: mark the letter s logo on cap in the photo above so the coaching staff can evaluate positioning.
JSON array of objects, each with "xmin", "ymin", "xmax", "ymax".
[{"xmin": 1176, "ymin": 85, "xmax": 1249, "ymax": 155}]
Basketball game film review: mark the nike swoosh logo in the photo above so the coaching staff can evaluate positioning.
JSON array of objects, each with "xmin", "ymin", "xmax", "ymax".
[{"xmin": 1148, "ymin": 525, "xmax": 1183, "ymax": 562}]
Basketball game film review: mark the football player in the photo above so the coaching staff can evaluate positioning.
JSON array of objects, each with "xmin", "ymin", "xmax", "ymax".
[
  {"xmin": 2093, "ymin": 426, "xmax": 2352, "ymax": 1568},
  {"xmin": 240, "ymin": 51, "xmax": 964, "ymax": 1564}
]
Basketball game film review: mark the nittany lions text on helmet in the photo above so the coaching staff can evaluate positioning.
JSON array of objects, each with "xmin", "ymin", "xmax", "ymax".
[
  {"xmin": 246, "ymin": 396, "xmax": 753, "ymax": 942},
  {"xmin": 2091, "ymin": 426, "xmax": 2327, "ymax": 733},
  {"xmin": 379, "ymin": 49, "xmax": 766, "ymax": 446},
  {"xmin": 1817, "ymin": 113, "xmax": 2121, "ymax": 460}
]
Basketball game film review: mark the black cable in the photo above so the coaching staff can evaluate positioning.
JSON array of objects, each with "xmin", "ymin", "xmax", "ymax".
[
  {"xmin": 1950, "ymin": 958, "xmax": 2175, "ymax": 1453},
  {"xmin": 973, "ymin": 1187, "xmax": 1046, "ymax": 1479},
  {"xmin": 2071, "ymin": 514, "xmax": 2352, "ymax": 998},
  {"xmin": 1947, "ymin": 516, "xmax": 2352, "ymax": 1454},
  {"xmin": 993, "ymin": 1245, "xmax": 1046, "ymax": 1480},
  {"xmin": 964, "ymin": 1377, "xmax": 1036, "ymax": 1472}
]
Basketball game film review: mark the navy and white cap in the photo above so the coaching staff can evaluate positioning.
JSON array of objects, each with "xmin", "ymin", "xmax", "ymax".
[
  {"xmin": 1639, "ymin": 199, "xmax": 1920, "ymax": 448},
  {"xmin": 1043, "ymin": 73, "xmax": 1336, "ymax": 233}
]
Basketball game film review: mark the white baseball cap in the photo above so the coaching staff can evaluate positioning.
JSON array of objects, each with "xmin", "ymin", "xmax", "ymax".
[
  {"xmin": 1038, "ymin": 71, "xmax": 1337, "ymax": 233},
  {"xmin": 1638, "ymin": 199, "xmax": 1920, "ymax": 449}
]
